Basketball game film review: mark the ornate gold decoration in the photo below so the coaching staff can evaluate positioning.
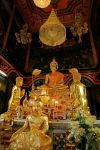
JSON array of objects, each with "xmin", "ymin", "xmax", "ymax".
[
  {"xmin": 33, "ymin": 0, "xmax": 51, "ymax": 8},
  {"xmin": 15, "ymin": 24, "xmax": 32, "ymax": 44},
  {"xmin": 39, "ymin": 9, "xmax": 66, "ymax": 46},
  {"xmin": 32, "ymin": 69, "xmax": 41, "ymax": 76},
  {"xmin": 71, "ymin": 12, "xmax": 88, "ymax": 43}
]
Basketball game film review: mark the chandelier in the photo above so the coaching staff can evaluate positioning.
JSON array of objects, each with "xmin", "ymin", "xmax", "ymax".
[
  {"xmin": 70, "ymin": 12, "xmax": 88, "ymax": 43},
  {"xmin": 15, "ymin": 24, "xmax": 32, "ymax": 44},
  {"xmin": 39, "ymin": 9, "xmax": 66, "ymax": 46},
  {"xmin": 33, "ymin": 0, "xmax": 51, "ymax": 8}
]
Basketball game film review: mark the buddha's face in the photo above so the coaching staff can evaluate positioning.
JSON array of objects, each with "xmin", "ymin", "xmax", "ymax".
[
  {"xmin": 73, "ymin": 73, "xmax": 81, "ymax": 83},
  {"xmin": 32, "ymin": 106, "xmax": 42, "ymax": 115},
  {"xmin": 50, "ymin": 65, "xmax": 57, "ymax": 72},
  {"xmin": 32, "ymin": 101, "xmax": 43, "ymax": 115},
  {"xmin": 16, "ymin": 77, "xmax": 23, "ymax": 87},
  {"xmin": 50, "ymin": 58, "xmax": 58, "ymax": 72}
]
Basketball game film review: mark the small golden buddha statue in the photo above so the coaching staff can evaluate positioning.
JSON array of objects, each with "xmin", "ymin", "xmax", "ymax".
[
  {"xmin": 1, "ymin": 111, "xmax": 14, "ymax": 131},
  {"xmin": 9, "ymin": 98, "xmax": 52, "ymax": 150},
  {"xmin": 22, "ymin": 98, "xmax": 31, "ymax": 118},
  {"xmin": 69, "ymin": 68, "xmax": 90, "ymax": 117},
  {"xmin": 8, "ymin": 76, "xmax": 25, "ymax": 116}
]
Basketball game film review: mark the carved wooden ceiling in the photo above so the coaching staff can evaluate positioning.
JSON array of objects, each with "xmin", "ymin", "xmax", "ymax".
[
  {"xmin": 15, "ymin": 0, "xmax": 92, "ymax": 32},
  {"xmin": 0, "ymin": 0, "xmax": 100, "ymax": 75}
]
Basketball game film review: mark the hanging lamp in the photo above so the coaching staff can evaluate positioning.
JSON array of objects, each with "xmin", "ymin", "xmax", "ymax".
[
  {"xmin": 39, "ymin": 9, "xmax": 66, "ymax": 46},
  {"xmin": 33, "ymin": 0, "xmax": 51, "ymax": 8}
]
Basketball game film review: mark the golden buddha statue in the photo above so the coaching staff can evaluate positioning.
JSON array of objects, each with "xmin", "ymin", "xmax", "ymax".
[
  {"xmin": 69, "ymin": 68, "xmax": 90, "ymax": 117},
  {"xmin": 9, "ymin": 99, "xmax": 52, "ymax": 150},
  {"xmin": 45, "ymin": 58, "xmax": 69, "ymax": 100},
  {"xmin": 22, "ymin": 97, "xmax": 31, "ymax": 118},
  {"xmin": 37, "ymin": 58, "xmax": 70, "ymax": 112},
  {"xmin": 45, "ymin": 57, "xmax": 64, "ymax": 88},
  {"xmin": 8, "ymin": 76, "xmax": 25, "ymax": 115},
  {"xmin": 1, "ymin": 111, "xmax": 14, "ymax": 131}
]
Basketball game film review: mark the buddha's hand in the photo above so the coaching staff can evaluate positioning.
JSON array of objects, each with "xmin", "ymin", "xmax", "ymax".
[
  {"xmin": 13, "ymin": 89, "xmax": 18, "ymax": 96},
  {"xmin": 10, "ymin": 132, "xmax": 19, "ymax": 142},
  {"xmin": 21, "ymin": 89, "xmax": 25, "ymax": 97},
  {"xmin": 4, "ymin": 125, "xmax": 12, "ymax": 131}
]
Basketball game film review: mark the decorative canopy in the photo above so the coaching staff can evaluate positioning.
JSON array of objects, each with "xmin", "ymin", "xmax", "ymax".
[
  {"xmin": 33, "ymin": 0, "xmax": 51, "ymax": 8},
  {"xmin": 39, "ymin": 9, "xmax": 66, "ymax": 46}
]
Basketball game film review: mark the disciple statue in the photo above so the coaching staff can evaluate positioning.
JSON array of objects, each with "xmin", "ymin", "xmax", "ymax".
[
  {"xmin": 9, "ymin": 99, "xmax": 52, "ymax": 150},
  {"xmin": 8, "ymin": 76, "xmax": 25, "ymax": 115},
  {"xmin": 69, "ymin": 68, "xmax": 90, "ymax": 117}
]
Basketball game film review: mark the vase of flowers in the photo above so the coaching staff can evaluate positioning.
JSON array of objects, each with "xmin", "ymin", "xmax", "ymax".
[{"xmin": 66, "ymin": 112, "xmax": 100, "ymax": 150}]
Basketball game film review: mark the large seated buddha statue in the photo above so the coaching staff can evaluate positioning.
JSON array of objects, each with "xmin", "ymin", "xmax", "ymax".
[
  {"xmin": 37, "ymin": 58, "xmax": 70, "ymax": 107},
  {"xmin": 45, "ymin": 58, "xmax": 70, "ymax": 102},
  {"xmin": 45, "ymin": 57, "xmax": 64, "ymax": 88}
]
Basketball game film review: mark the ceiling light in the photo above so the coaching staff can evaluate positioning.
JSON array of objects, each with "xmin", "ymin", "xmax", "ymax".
[
  {"xmin": 39, "ymin": 9, "xmax": 66, "ymax": 46},
  {"xmin": 33, "ymin": 0, "xmax": 51, "ymax": 8}
]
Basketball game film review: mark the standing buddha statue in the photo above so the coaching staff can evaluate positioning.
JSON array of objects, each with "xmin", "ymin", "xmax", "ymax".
[
  {"xmin": 8, "ymin": 76, "xmax": 25, "ymax": 115},
  {"xmin": 69, "ymin": 68, "xmax": 90, "ymax": 117}
]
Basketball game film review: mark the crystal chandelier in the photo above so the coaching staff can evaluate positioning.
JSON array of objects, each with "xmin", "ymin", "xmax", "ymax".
[
  {"xmin": 33, "ymin": 0, "xmax": 51, "ymax": 8},
  {"xmin": 15, "ymin": 24, "xmax": 32, "ymax": 44},
  {"xmin": 39, "ymin": 9, "xmax": 66, "ymax": 46},
  {"xmin": 70, "ymin": 12, "xmax": 88, "ymax": 43}
]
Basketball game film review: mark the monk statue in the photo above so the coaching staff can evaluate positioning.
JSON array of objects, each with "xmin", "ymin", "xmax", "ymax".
[
  {"xmin": 8, "ymin": 76, "xmax": 25, "ymax": 115},
  {"xmin": 9, "ymin": 98, "xmax": 52, "ymax": 150},
  {"xmin": 69, "ymin": 68, "xmax": 90, "ymax": 117}
]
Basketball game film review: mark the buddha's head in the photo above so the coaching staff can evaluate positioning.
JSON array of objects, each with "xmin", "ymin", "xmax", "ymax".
[
  {"xmin": 16, "ymin": 76, "xmax": 23, "ymax": 87},
  {"xmin": 69, "ymin": 68, "xmax": 81, "ymax": 82},
  {"xmin": 50, "ymin": 57, "xmax": 58, "ymax": 72},
  {"xmin": 69, "ymin": 68, "xmax": 78, "ymax": 74},
  {"xmin": 32, "ymin": 98, "xmax": 43, "ymax": 115}
]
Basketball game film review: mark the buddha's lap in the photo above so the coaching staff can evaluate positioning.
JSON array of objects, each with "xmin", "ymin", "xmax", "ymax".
[{"xmin": 10, "ymin": 131, "xmax": 51, "ymax": 145}]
